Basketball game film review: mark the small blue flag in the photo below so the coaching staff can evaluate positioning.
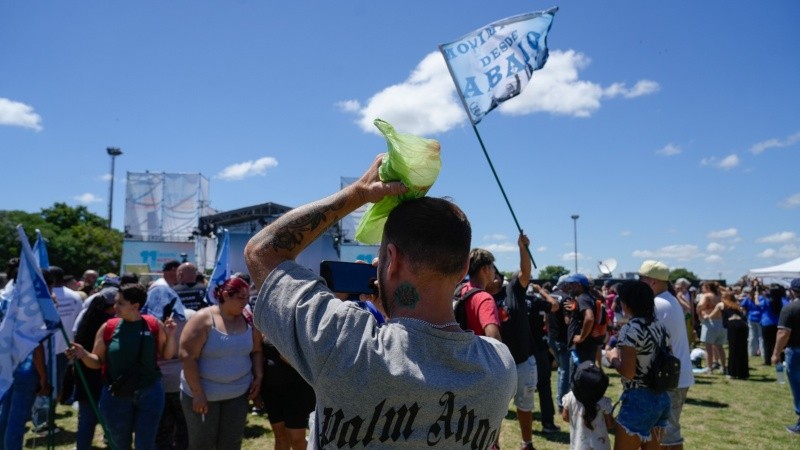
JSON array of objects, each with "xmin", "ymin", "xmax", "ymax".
[
  {"xmin": 439, "ymin": 7, "xmax": 558, "ymax": 124},
  {"xmin": 33, "ymin": 229, "xmax": 50, "ymax": 270},
  {"xmin": 0, "ymin": 226, "xmax": 60, "ymax": 401},
  {"xmin": 206, "ymin": 229, "xmax": 230, "ymax": 305}
]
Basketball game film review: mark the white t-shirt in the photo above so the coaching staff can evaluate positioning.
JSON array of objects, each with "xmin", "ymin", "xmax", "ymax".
[
  {"xmin": 53, "ymin": 286, "xmax": 83, "ymax": 354},
  {"xmin": 254, "ymin": 260, "xmax": 517, "ymax": 449},
  {"xmin": 654, "ymin": 291, "xmax": 695, "ymax": 388},
  {"xmin": 562, "ymin": 391, "xmax": 612, "ymax": 450}
]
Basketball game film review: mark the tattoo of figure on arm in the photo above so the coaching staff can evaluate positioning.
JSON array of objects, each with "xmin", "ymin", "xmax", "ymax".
[
  {"xmin": 394, "ymin": 282, "xmax": 420, "ymax": 309},
  {"xmin": 261, "ymin": 197, "xmax": 347, "ymax": 252}
]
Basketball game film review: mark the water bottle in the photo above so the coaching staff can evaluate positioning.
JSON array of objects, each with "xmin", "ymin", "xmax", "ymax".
[{"xmin": 776, "ymin": 362, "xmax": 786, "ymax": 384}]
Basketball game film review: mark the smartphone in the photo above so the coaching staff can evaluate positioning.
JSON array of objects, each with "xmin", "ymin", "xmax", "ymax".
[{"xmin": 319, "ymin": 260, "xmax": 378, "ymax": 295}]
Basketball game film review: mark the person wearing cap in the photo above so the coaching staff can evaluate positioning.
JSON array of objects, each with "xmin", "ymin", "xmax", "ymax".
[
  {"xmin": 772, "ymin": 278, "xmax": 800, "ymax": 434},
  {"xmin": 562, "ymin": 273, "xmax": 599, "ymax": 367},
  {"xmin": 173, "ymin": 263, "xmax": 208, "ymax": 312},
  {"xmin": 637, "ymin": 260, "xmax": 694, "ymax": 450},
  {"xmin": 739, "ymin": 284, "xmax": 764, "ymax": 357}
]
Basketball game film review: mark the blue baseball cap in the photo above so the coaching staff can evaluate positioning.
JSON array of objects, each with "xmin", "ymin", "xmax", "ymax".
[{"xmin": 563, "ymin": 273, "xmax": 591, "ymax": 287}]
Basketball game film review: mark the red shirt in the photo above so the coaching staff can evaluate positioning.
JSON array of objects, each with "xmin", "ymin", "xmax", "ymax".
[{"xmin": 462, "ymin": 281, "xmax": 501, "ymax": 336}]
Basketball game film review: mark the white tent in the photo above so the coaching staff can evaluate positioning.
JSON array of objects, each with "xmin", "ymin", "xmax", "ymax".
[{"xmin": 749, "ymin": 256, "xmax": 800, "ymax": 279}]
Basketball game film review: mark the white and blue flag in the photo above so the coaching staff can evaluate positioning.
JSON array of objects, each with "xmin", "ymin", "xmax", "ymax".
[
  {"xmin": 0, "ymin": 226, "xmax": 60, "ymax": 401},
  {"xmin": 439, "ymin": 7, "xmax": 557, "ymax": 124},
  {"xmin": 33, "ymin": 229, "xmax": 50, "ymax": 270},
  {"xmin": 206, "ymin": 229, "xmax": 230, "ymax": 305}
]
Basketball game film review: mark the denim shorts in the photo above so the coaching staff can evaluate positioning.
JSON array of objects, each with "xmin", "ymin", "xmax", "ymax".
[
  {"xmin": 615, "ymin": 387, "xmax": 671, "ymax": 441},
  {"xmin": 513, "ymin": 355, "xmax": 538, "ymax": 411}
]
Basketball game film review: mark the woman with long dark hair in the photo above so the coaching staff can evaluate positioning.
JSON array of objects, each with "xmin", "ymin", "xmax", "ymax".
[
  {"xmin": 761, "ymin": 284, "xmax": 787, "ymax": 366},
  {"xmin": 72, "ymin": 287, "xmax": 117, "ymax": 449},
  {"xmin": 717, "ymin": 291, "xmax": 749, "ymax": 379},
  {"xmin": 605, "ymin": 281, "xmax": 671, "ymax": 450}
]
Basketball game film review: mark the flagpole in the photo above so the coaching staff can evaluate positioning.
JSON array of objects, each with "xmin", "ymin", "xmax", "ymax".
[{"xmin": 469, "ymin": 124, "xmax": 537, "ymax": 268}]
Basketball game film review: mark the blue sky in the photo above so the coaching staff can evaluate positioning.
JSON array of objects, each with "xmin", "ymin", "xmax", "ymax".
[{"xmin": 2, "ymin": 1, "xmax": 798, "ymax": 282}]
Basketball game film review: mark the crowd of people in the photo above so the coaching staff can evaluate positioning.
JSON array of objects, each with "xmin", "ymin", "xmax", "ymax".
[{"xmin": 1, "ymin": 153, "xmax": 799, "ymax": 449}]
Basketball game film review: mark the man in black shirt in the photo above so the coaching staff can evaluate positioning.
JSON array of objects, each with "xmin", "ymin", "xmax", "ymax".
[
  {"xmin": 773, "ymin": 278, "xmax": 800, "ymax": 434},
  {"xmin": 172, "ymin": 263, "xmax": 207, "ymax": 311}
]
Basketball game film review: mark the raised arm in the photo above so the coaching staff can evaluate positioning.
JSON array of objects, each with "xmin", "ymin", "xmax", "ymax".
[
  {"xmin": 515, "ymin": 233, "xmax": 531, "ymax": 290},
  {"xmin": 244, "ymin": 154, "xmax": 407, "ymax": 289}
]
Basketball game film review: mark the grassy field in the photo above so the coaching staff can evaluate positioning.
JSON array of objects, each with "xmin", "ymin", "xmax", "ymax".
[{"xmin": 22, "ymin": 354, "xmax": 798, "ymax": 449}]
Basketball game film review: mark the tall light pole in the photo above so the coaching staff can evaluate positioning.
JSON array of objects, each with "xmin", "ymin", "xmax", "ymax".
[
  {"xmin": 107, "ymin": 147, "xmax": 122, "ymax": 229},
  {"xmin": 571, "ymin": 214, "xmax": 579, "ymax": 273}
]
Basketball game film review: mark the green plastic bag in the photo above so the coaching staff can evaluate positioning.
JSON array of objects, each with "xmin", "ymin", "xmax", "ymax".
[{"xmin": 354, "ymin": 119, "xmax": 441, "ymax": 244}]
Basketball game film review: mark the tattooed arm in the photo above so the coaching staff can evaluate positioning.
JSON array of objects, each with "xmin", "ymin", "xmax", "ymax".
[{"xmin": 245, "ymin": 154, "xmax": 407, "ymax": 289}]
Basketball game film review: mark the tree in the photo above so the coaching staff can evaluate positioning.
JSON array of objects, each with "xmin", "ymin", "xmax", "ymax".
[
  {"xmin": 669, "ymin": 267, "xmax": 699, "ymax": 283},
  {"xmin": 538, "ymin": 265, "xmax": 570, "ymax": 282},
  {"xmin": 0, "ymin": 203, "xmax": 123, "ymax": 277}
]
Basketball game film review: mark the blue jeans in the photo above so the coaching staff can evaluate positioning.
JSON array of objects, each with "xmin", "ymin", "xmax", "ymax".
[
  {"xmin": 0, "ymin": 366, "xmax": 38, "ymax": 450},
  {"xmin": 616, "ymin": 387, "xmax": 671, "ymax": 441},
  {"xmin": 748, "ymin": 321, "xmax": 763, "ymax": 356},
  {"xmin": 549, "ymin": 340, "xmax": 571, "ymax": 410},
  {"xmin": 76, "ymin": 399, "xmax": 100, "ymax": 450},
  {"xmin": 99, "ymin": 380, "xmax": 165, "ymax": 450},
  {"xmin": 786, "ymin": 347, "xmax": 800, "ymax": 417}
]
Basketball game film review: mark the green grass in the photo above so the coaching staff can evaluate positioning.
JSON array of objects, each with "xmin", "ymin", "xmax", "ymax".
[{"xmin": 21, "ymin": 354, "xmax": 799, "ymax": 449}]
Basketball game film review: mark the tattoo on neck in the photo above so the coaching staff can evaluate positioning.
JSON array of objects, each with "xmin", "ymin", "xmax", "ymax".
[
  {"xmin": 262, "ymin": 197, "xmax": 346, "ymax": 252},
  {"xmin": 394, "ymin": 282, "xmax": 420, "ymax": 309}
]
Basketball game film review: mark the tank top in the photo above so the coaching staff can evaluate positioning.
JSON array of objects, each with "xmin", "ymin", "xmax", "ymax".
[
  {"xmin": 106, "ymin": 318, "xmax": 161, "ymax": 390},
  {"xmin": 181, "ymin": 312, "xmax": 253, "ymax": 401}
]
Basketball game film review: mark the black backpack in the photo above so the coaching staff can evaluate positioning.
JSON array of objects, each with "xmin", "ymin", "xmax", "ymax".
[
  {"xmin": 645, "ymin": 326, "xmax": 681, "ymax": 392},
  {"xmin": 452, "ymin": 284, "xmax": 483, "ymax": 331}
]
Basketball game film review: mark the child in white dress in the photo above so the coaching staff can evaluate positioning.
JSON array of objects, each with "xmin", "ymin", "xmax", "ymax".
[{"xmin": 561, "ymin": 361, "xmax": 614, "ymax": 450}]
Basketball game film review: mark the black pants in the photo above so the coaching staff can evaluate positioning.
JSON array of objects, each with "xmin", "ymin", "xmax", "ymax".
[
  {"xmin": 763, "ymin": 324, "xmax": 778, "ymax": 366},
  {"xmin": 532, "ymin": 345, "xmax": 556, "ymax": 426},
  {"xmin": 726, "ymin": 320, "xmax": 749, "ymax": 379},
  {"xmin": 156, "ymin": 392, "xmax": 188, "ymax": 450}
]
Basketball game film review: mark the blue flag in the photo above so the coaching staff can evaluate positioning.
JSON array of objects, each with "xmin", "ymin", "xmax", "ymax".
[
  {"xmin": 33, "ymin": 229, "xmax": 50, "ymax": 270},
  {"xmin": 439, "ymin": 7, "xmax": 558, "ymax": 124},
  {"xmin": 0, "ymin": 226, "xmax": 60, "ymax": 401},
  {"xmin": 206, "ymin": 229, "xmax": 230, "ymax": 305}
]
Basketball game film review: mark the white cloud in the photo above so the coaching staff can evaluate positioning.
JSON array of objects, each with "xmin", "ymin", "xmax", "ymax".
[
  {"xmin": 756, "ymin": 231, "xmax": 796, "ymax": 244},
  {"xmin": 619, "ymin": 230, "xmax": 632, "ymax": 237},
  {"xmin": 483, "ymin": 242, "xmax": 517, "ymax": 253},
  {"xmin": 341, "ymin": 50, "xmax": 659, "ymax": 135},
  {"xmin": 707, "ymin": 228, "xmax": 738, "ymax": 239},
  {"xmin": 757, "ymin": 244, "xmax": 800, "ymax": 260},
  {"xmin": 483, "ymin": 233, "xmax": 508, "ymax": 241},
  {"xmin": 656, "ymin": 144, "xmax": 681, "ymax": 156},
  {"xmin": 701, "ymin": 154, "xmax": 739, "ymax": 170},
  {"xmin": 632, "ymin": 244, "xmax": 701, "ymax": 261},
  {"xmin": 536, "ymin": 246, "xmax": 547, "ymax": 252},
  {"xmin": 0, "ymin": 98, "xmax": 43, "ymax": 131},
  {"xmin": 99, "ymin": 173, "xmax": 113, "ymax": 181},
  {"xmin": 336, "ymin": 100, "xmax": 361, "ymax": 112},
  {"xmin": 561, "ymin": 252, "xmax": 588, "ymax": 261},
  {"xmin": 706, "ymin": 242, "xmax": 726, "ymax": 253},
  {"xmin": 705, "ymin": 255, "xmax": 723, "ymax": 263},
  {"xmin": 749, "ymin": 131, "xmax": 800, "ymax": 154},
  {"xmin": 757, "ymin": 249, "xmax": 776, "ymax": 258},
  {"xmin": 780, "ymin": 193, "xmax": 800, "ymax": 209},
  {"xmin": 217, "ymin": 157, "xmax": 278, "ymax": 181},
  {"xmin": 74, "ymin": 193, "xmax": 102, "ymax": 204}
]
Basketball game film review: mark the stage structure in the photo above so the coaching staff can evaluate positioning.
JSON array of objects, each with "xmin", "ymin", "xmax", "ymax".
[
  {"xmin": 198, "ymin": 202, "xmax": 341, "ymax": 276},
  {"xmin": 122, "ymin": 172, "xmax": 215, "ymax": 275}
]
